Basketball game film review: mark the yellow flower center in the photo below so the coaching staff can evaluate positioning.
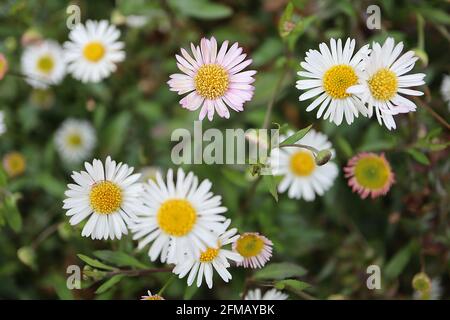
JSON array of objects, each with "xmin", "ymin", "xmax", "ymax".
[
  {"xmin": 66, "ymin": 133, "xmax": 82, "ymax": 147},
  {"xmin": 290, "ymin": 151, "xmax": 316, "ymax": 176},
  {"xmin": 157, "ymin": 199, "xmax": 197, "ymax": 236},
  {"xmin": 83, "ymin": 42, "xmax": 106, "ymax": 62},
  {"xmin": 368, "ymin": 68, "xmax": 398, "ymax": 101},
  {"xmin": 323, "ymin": 64, "xmax": 358, "ymax": 99},
  {"xmin": 3, "ymin": 152, "xmax": 26, "ymax": 177},
  {"xmin": 199, "ymin": 247, "xmax": 219, "ymax": 263},
  {"xmin": 142, "ymin": 295, "xmax": 164, "ymax": 300},
  {"xmin": 36, "ymin": 55, "xmax": 54, "ymax": 74},
  {"xmin": 235, "ymin": 234, "xmax": 264, "ymax": 258},
  {"xmin": 354, "ymin": 155, "xmax": 390, "ymax": 190},
  {"xmin": 0, "ymin": 58, "xmax": 6, "ymax": 75},
  {"xmin": 194, "ymin": 64, "xmax": 229, "ymax": 100},
  {"xmin": 89, "ymin": 181, "xmax": 123, "ymax": 214}
]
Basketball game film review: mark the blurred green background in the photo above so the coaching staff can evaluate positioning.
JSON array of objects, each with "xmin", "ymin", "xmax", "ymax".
[{"xmin": 0, "ymin": 0, "xmax": 449, "ymax": 300}]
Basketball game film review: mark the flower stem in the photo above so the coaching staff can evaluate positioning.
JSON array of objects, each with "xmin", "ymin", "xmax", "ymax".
[
  {"xmin": 262, "ymin": 63, "xmax": 289, "ymax": 129},
  {"xmin": 158, "ymin": 275, "xmax": 175, "ymax": 296}
]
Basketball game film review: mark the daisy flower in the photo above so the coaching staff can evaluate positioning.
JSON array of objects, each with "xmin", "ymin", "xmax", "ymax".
[
  {"xmin": 347, "ymin": 37, "xmax": 426, "ymax": 130},
  {"xmin": 344, "ymin": 152, "xmax": 394, "ymax": 199},
  {"xmin": 54, "ymin": 119, "xmax": 96, "ymax": 164},
  {"xmin": 270, "ymin": 129, "xmax": 338, "ymax": 201},
  {"xmin": 168, "ymin": 36, "xmax": 256, "ymax": 121},
  {"xmin": 64, "ymin": 20, "xmax": 125, "ymax": 83},
  {"xmin": 21, "ymin": 40, "xmax": 66, "ymax": 89},
  {"xmin": 0, "ymin": 111, "xmax": 5, "ymax": 136},
  {"xmin": 140, "ymin": 290, "xmax": 164, "ymax": 300},
  {"xmin": 131, "ymin": 168, "xmax": 228, "ymax": 264},
  {"xmin": 0, "ymin": 53, "xmax": 8, "ymax": 80},
  {"xmin": 172, "ymin": 220, "xmax": 243, "ymax": 289},
  {"xmin": 3, "ymin": 151, "xmax": 26, "ymax": 177},
  {"xmin": 244, "ymin": 288, "xmax": 288, "ymax": 300},
  {"xmin": 296, "ymin": 38, "xmax": 370, "ymax": 125},
  {"xmin": 63, "ymin": 156, "xmax": 143, "ymax": 240},
  {"xmin": 440, "ymin": 75, "xmax": 450, "ymax": 111},
  {"xmin": 233, "ymin": 232, "xmax": 273, "ymax": 269}
]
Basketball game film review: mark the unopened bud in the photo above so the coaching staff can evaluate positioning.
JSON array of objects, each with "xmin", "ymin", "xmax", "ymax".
[
  {"xmin": 17, "ymin": 246, "xmax": 36, "ymax": 268},
  {"xmin": 315, "ymin": 149, "xmax": 332, "ymax": 166}
]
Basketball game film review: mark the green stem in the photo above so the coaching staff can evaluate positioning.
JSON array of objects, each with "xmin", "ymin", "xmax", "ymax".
[
  {"xmin": 158, "ymin": 275, "xmax": 175, "ymax": 296},
  {"xmin": 262, "ymin": 63, "xmax": 289, "ymax": 129},
  {"xmin": 279, "ymin": 143, "xmax": 320, "ymax": 155}
]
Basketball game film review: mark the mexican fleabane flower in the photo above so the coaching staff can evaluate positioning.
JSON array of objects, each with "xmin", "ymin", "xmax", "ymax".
[
  {"xmin": 131, "ymin": 168, "xmax": 228, "ymax": 264},
  {"xmin": 244, "ymin": 288, "xmax": 288, "ymax": 300},
  {"xmin": 440, "ymin": 75, "xmax": 450, "ymax": 111},
  {"xmin": 140, "ymin": 290, "xmax": 164, "ymax": 300},
  {"xmin": 233, "ymin": 232, "xmax": 273, "ymax": 269},
  {"xmin": 270, "ymin": 129, "xmax": 338, "ymax": 201},
  {"xmin": 347, "ymin": 37, "xmax": 426, "ymax": 130},
  {"xmin": 296, "ymin": 38, "xmax": 370, "ymax": 125},
  {"xmin": 64, "ymin": 20, "xmax": 125, "ymax": 83},
  {"xmin": 63, "ymin": 157, "xmax": 143, "ymax": 240},
  {"xmin": 344, "ymin": 152, "xmax": 395, "ymax": 199},
  {"xmin": 54, "ymin": 119, "xmax": 96, "ymax": 164},
  {"xmin": 3, "ymin": 151, "xmax": 26, "ymax": 177},
  {"xmin": 172, "ymin": 220, "xmax": 243, "ymax": 289},
  {"xmin": 21, "ymin": 40, "xmax": 66, "ymax": 89},
  {"xmin": 168, "ymin": 36, "xmax": 256, "ymax": 121}
]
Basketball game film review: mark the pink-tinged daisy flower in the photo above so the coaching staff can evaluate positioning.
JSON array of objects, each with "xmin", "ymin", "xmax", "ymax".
[
  {"xmin": 233, "ymin": 232, "xmax": 273, "ymax": 269},
  {"xmin": 168, "ymin": 37, "xmax": 256, "ymax": 121},
  {"xmin": 0, "ymin": 53, "xmax": 8, "ymax": 80},
  {"xmin": 140, "ymin": 290, "xmax": 164, "ymax": 300},
  {"xmin": 344, "ymin": 152, "xmax": 395, "ymax": 199}
]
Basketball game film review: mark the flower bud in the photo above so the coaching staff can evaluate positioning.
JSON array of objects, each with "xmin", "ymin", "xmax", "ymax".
[
  {"xmin": 315, "ymin": 149, "xmax": 332, "ymax": 166},
  {"xmin": 412, "ymin": 272, "xmax": 431, "ymax": 292}
]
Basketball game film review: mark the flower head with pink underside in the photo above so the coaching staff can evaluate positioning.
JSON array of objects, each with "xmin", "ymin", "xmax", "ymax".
[
  {"xmin": 233, "ymin": 232, "xmax": 273, "ymax": 269},
  {"xmin": 168, "ymin": 37, "xmax": 256, "ymax": 121},
  {"xmin": 344, "ymin": 152, "xmax": 395, "ymax": 199}
]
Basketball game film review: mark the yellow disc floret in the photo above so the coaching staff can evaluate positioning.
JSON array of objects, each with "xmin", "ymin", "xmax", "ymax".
[
  {"xmin": 83, "ymin": 42, "xmax": 106, "ymax": 62},
  {"xmin": 36, "ymin": 55, "xmax": 54, "ymax": 74},
  {"xmin": 368, "ymin": 68, "xmax": 398, "ymax": 101},
  {"xmin": 66, "ymin": 133, "xmax": 82, "ymax": 147},
  {"xmin": 235, "ymin": 234, "xmax": 264, "ymax": 258},
  {"xmin": 194, "ymin": 64, "xmax": 229, "ymax": 100},
  {"xmin": 199, "ymin": 247, "xmax": 219, "ymax": 263},
  {"xmin": 290, "ymin": 151, "xmax": 316, "ymax": 176},
  {"xmin": 323, "ymin": 64, "xmax": 358, "ymax": 99},
  {"xmin": 89, "ymin": 181, "xmax": 123, "ymax": 214},
  {"xmin": 354, "ymin": 155, "xmax": 390, "ymax": 190},
  {"xmin": 157, "ymin": 199, "xmax": 197, "ymax": 236}
]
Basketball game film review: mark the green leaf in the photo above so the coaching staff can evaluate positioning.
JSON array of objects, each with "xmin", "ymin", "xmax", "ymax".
[
  {"xmin": 254, "ymin": 262, "xmax": 307, "ymax": 280},
  {"xmin": 275, "ymin": 279, "xmax": 310, "ymax": 295},
  {"xmin": 278, "ymin": 2, "xmax": 294, "ymax": 38},
  {"xmin": 93, "ymin": 250, "xmax": 148, "ymax": 269},
  {"xmin": 279, "ymin": 125, "xmax": 312, "ymax": 147},
  {"xmin": 1, "ymin": 194, "xmax": 22, "ymax": 232},
  {"xmin": 406, "ymin": 149, "xmax": 430, "ymax": 165},
  {"xmin": 169, "ymin": 0, "xmax": 232, "ymax": 20},
  {"xmin": 77, "ymin": 254, "xmax": 116, "ymax": 271},
  {"xmin": 35, "ymin": 173, "xmax": 66, "ymax": 198},
  {"xmin": 263, "ymin": 174, "xmax": 278, "ymax": 202},
  {"xmin": 385, "ymin": 242, "xmax": 416, "ymax": 279},
  {"xmin": 0, "ymin": 166, "xmax": 7, "ymax": 187},
  {"xmin": 221, "ymin": 168, "xmax": 249, "ymax": 188},
  {"xmin": 101, "ymin": 112, "xmax": 131, "ymax": 156},
  {"xmin": 95, "ymin": 275, "xmax": 125, "ymax": 294}
]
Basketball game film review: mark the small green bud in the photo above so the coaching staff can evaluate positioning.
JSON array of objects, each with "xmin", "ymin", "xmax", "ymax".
[
  {"xmin": 17, "ymin": 246, "xmax": 36, "ymax": 268},
  {"xmin": 315, "ymin": 149, "xmax": 332, "ymax": 166}
]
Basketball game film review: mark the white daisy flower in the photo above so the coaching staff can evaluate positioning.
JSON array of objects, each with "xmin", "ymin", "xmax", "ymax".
[
  {"xmin": 0, "ymin": 111, "xmax": 5, "ymax": 136},
  {"xmin": 168, "ymin": 36, "xmax": 256, "ymax": 121},
  {"xmin": 440, "ymin": 75, "xmax": 450, "ymax": 111},
  {"xmin": 270, "ymin": 129, "xmax": 338, "ymax": 201},
  {"xmin": 172, "ymin": 220, "xmax": 243, "ymax": 289},
  {"xmin": 64, "ymin": 20, "xmax": 125, "ymax": 83},
  {"xmin": 54, "ymin": 119, "xmax": 96, "ymax": 164},
  {"xmin": 63, "ymin": 156, "xmax": 143, "ymax": 240},
  {"xmin": 140, "ymin": 290, "xmax": 164, "ymax": 300},
  {"xmin": 244, "ymin": 288, "xmax": 288, "ymax": 300},
  {"xmin": 296, "ymin": 38, "xmax": 370, "ymax": 125},
  {"xmin": 347, "ymin": 37, "xmax": 426, "ymax": 130},
  {"xmin": 21, "ymin": 40, "xmax": 66, "ymax": 89},
  {"xmin": 131, "ymin": 168, "xmax": 228, "ymax": 264},
  {"xmin": 233, "ymin": 232, "xmax": 273, "ymax": 269}
]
